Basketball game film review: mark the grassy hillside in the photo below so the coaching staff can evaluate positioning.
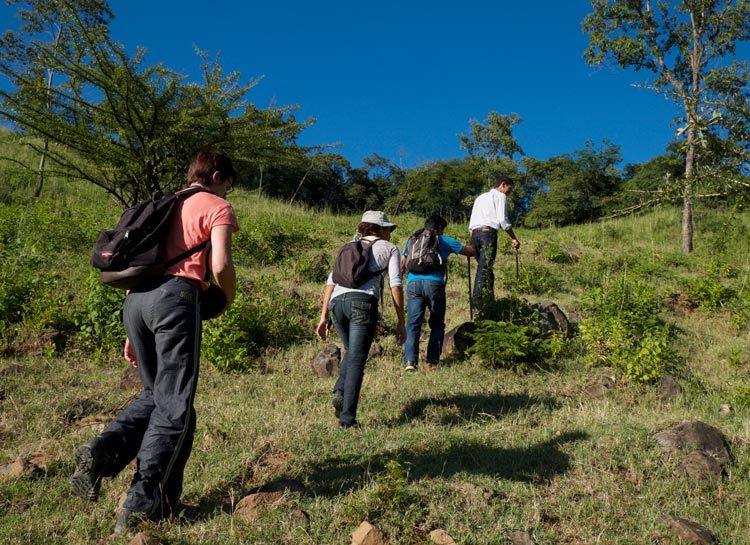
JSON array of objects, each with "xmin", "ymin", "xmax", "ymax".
[{"xmin": 0, "ymin": 178, "xmax": 749, "ymax": 544}]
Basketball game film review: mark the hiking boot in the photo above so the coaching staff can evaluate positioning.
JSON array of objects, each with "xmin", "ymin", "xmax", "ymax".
[
  {"xmin": 70, "ymin": 436, "xmax": 111, "ymax": 501},
  {"xmin": 339, "ymin": 421, "xmax": 360, "ymax": 431},
  {"xmin": 404, "ymin": 363, "xmax": 416, "ymax": 371},
  {"xmin": 332, "ymin": 390, "xmax": 344, "ymax": 418}
]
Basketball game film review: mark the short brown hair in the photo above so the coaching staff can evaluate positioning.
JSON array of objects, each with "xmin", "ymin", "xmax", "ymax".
[
  {"xmin": 357, "ymin": 222, "xmax": 387, "ymax": 237},
  {"xmin": 188, "ymin": 149, "xmax": 237, "ymax": 186}
]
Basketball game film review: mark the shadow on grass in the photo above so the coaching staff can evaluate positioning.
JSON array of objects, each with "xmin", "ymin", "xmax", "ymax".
[
  {"xmin": 302, "ymin": 430, "xmax": 589, "ymax": 497},
  {"xmin": 390, "ymin": 392, "xmax": 560, "ymax": 426}
]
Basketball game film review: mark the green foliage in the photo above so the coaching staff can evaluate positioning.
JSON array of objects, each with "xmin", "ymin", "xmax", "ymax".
[
  {"xmin": 0, "ymin": 269, "xmax": 34, "ymax": 329},
  {"xmin": 293, "ymin": 253, "xmax": 330, "ymax": 283},
  {"xmin": 579, "ymin": 276, "xmax": 674, "ymax": 383},
  {"xmin": 76, "ymin": 272, "xmax": 125, "ymax": 354},
  {"xmin": 726, "ymin": 348, "xmax": 746, "ymax": 368},
  {"xmin": 511, "ymin": 263, "xmax": 558, "ymax": 296},
  {"xmin": 533, "ymin": 239, "xmax": 579, "ymax": 264},
  {"xmin": 340, "ymin": 461, "xmax": 423, "ymax": 526},
  {"xmin": 524, "ymin": 141, "xmax": 622, "ymax": 228},
  {"xmin": 469, "ymin": 320, "xmax": 561, "ymax": 371},
  {"xmin": 233, "ymin": 218, "xmax": 321, "ymax": 266},
  {"xmin": 202, "ymin": 275, "xmax": 317, "ymax": 372},
  {"xmin": 681, "ymin": 261, "xmax": 734, "ymax": 312},
  {"xmin": 733, "ymin": 385, "xmax": 750, "ymax": 408}
]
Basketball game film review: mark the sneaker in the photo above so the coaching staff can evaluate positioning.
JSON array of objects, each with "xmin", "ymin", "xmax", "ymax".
[
  {"xmin": 404, "ymin": 363, "xmax": 416, "ymax": 371},
  {"xmin": 70, "ymin": 436, "xmax": 110, "ymax": 501},
  {"xmin": 332, "ymin": 390, "xmax": 344, "ymax": 418}
]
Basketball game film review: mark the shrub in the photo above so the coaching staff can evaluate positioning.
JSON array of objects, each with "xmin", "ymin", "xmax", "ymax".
[
  {"xmin": 733, "ymin": 385, "xmax": 750, "ymax": 408},
  {"xmin": 533, "ymin": 240, "xmax": 579, "ymax": 264},
  {"xmin": 233, "ymin": 218, "xmax": 321, "ymax": 266},
  {"xmin": 0, "ymin": 270, "xmax": 34, "ymax": 328},
  {"xmin": 202, "ymin": 275, "xmax": 317, "ymax": 372},
  {"xmin": 293, "ymin": 252, "xmax": 330, "ymax": 283},
  {"xmin": 579, "ymin": 276, "xmax": 675, "ymax": 383},
  {"xmin": 76, "ymin": 271, "xmax": 126, "ymax": 354},
  {"xmin": 510, "ymin": 263, "xmax": 558, "ymax": 296},
  {"xmin": 469, "ymin": 295, "xmax": 568, "ymax": 370}
]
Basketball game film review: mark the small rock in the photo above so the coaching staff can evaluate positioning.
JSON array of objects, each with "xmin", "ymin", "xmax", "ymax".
[
  {"xmin": 0, "ymin": 460, "xmax": 27, "ymax": 482},
  {"xmin": 429, "ymin": 529, "xmax": 457, "ymax": 545},
  {"xmin": 368, "ymin": 342, "xmax": 383, "ymax": 357},
  {"xmin": 352, "ymin": 521, "xmax": 387, "ymax": 545},
  {"xmin": 26, "ymin": 453, "xmax": 55, "ymax": 470},
  {"xmin": 657, "ymin": 375, "xmax": 682, "ymax": 400},
  {"xmin": 653, "ymin": 421, "xmax": 730, "ymax": 462},
  {"xmin": 454, "ymin": 481, "xmax": 495, "ymax": 501},
  {"xmin": 311, "ymin": 343, "xmax": 340, "ymax": 378},
  {"xmin": 674, "ymin": 450, "xmax": 723, "ymax": 481},
  {"xmin": 536, "ymin": 301, "xmax": 572, "ymax": 337},
  {"xmin": 659, "ymin": 515, "xmax": 716, "ymax": 544},
  {"xmin": 719, "ymin": 404, "xmax": 732, "ymax": 414},
  {"xmin": 508, "ymin": 530, "xmax": 536, "ymax": 545},
  {"xmin": 290, "ymin": 509, "xmax": 310, "ymax": 528},
  {"xmin": 233, "ymin": 491, "xmax": 285, "ymax": 522},
  {"xmin": 128, "ymin": 532, "xmax": 156, "ymax": 545},
  {"xmin": 443, "ymin": 322, "xmax": 477, "ymax": 356},
  {"xmin": 583, "ymin": 378, "xmax": 614, "ymax": 399}
]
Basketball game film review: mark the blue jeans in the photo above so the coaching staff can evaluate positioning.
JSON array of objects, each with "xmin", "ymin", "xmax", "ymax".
[
  {"xmin": 330, "ymin": 292, "xmax": 378, "ymax": 425},
  {"xmin": 404, "ymin": 280, "xmax": 447, "ymax": 365},
  {"xmin": 471, "ymin": 228, "xmax": 498, "ymax": 310}
]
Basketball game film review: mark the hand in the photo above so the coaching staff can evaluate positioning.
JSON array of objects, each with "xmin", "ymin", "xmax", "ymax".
[
  {"xmin": 395, "ymin": 323, "xmax": 406, "ymax": 345},
  {"xmin": 511, "ymin": 239, "xmax": 521, "ymax": 250},
  {"xmin": 315, "ymin": 318, "xmax": 329, "ymax": 340},
  {"xmin": 124, "ymin": 338, "xmax": 138, "ymax": 368}
]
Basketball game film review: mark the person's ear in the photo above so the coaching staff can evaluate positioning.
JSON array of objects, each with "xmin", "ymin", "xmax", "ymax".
[{"xmin": 211, "ymin": 170, "xmax": 223, "ymax": 186}]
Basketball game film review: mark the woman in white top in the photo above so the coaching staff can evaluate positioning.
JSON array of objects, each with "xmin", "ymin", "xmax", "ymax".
[{"xmin": 316, "ymin": 211, "xmax": 405, "ymax": 429}]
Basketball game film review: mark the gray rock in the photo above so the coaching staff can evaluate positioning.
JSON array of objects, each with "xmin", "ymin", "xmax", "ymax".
[
  {"xmin": 311, "ymin": 344, "xmax": 340, "ymax": 378},
  {"xmin": 535, "ymin": 301, "xmax": 572, "ymax": 337},
  {"xmin": 653, "ymin": 421, "xmax": 730, "ymax": 462},
  {"xmin": 508, "ymin": 530, "xmax": 536, "ymax": 545},
  {"xmin": 674, "ymin": 450, "xmax": 723, "ymax": 481},
  {"xmin": 368, "ymin": 342, "xmax": 383, "ymax": 357},
  {"xmin": 659, "ymin": 515, "xmax": 717, "ymax": 544},
  {"xmin": 443, "ymin": 321, "xmax": 478, "ymax": 356},
  {"xmin": 583, "ymin": 375, "xmax": 615, "ymax": 399},
  {"xmin": 657, "ymin": 375, "xmax": 682, "ymax": 400}
]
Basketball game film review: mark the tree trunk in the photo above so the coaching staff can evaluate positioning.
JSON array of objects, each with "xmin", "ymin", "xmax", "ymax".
[
  {"xmin": 257, "ymin": 165, "xmax": 263, "ymax": 197},
  {"xmin": 34, "ymin": 26, "xmax": 62, "ymax": 198},
  {"xmin": 682, "ymin": 125, "xmax": 696, "ymax": 254}
]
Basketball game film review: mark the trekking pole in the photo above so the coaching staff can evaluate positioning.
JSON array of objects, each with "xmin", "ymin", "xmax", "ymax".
[
  {"xmin": 515, "ymin": 249, "xmax": 519, "ymax": 280},
  {"xmin": 467, "ymin": 255, "xmax": 473, "ymax": 322}
]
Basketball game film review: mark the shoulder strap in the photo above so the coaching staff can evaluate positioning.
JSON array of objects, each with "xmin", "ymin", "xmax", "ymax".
[{"xmin": 163, "ymin": 186, "xmax": 211, "ymax": 268}]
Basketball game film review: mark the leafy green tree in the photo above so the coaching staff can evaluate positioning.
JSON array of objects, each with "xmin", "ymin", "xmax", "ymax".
[
  {"xmin": 607, "ymin": 151, "xmax": 686, "ymax": 215},
  {"xmin": 459, "ymin": 111, "xmax": 524, "ymax": 185},
  {"xmin": 524, "ymin": 141, "xmax": 622, "ymax": 228},
  {"xmin": 0, "ymin": 0, "xmax": 308, "ymax": 207},
  {"xmin": 584, "ymin": 0, "xmax": 750, "ymax": 253}
]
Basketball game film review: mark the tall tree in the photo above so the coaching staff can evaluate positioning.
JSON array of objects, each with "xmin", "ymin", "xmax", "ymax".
[
  {"xmin": 524, "ymin": 141, "xmax": 622, "ymax": 228},
  {"xmin": 0, "ymin": 0, "xmax": 308, "ymax": 207},
  {"xmin": 0, "ymin": 0, "xmax": 113, "ymax": 197},
  {"xmin": 459, "ymin": 111, "xmax": 524, "ymax": 185},
  {"xmin": 584, "ymin": 0, "xmax": 750, "ymax": 253}
]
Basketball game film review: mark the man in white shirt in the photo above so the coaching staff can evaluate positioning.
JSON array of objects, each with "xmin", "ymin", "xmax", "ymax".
[{"xmin": 468, "ymin": 175, "xmax": 521, "ymax": 312}]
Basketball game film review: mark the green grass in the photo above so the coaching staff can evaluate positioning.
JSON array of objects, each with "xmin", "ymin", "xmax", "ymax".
[{"xmin": 1, "ymin": 178, "xmax": 749, "ymax": 544}]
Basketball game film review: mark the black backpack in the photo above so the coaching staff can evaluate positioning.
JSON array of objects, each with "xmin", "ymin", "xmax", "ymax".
[
  {"xmin": 332, "ymin": 238, "xmax": 386, "ymax": 289},
  {"xmin": 91, "ymin": 186, "xmax": 209, "ymax": 289},
  {"xmin": 404, "ymin": 227, "xmax": 443, "ymax": 274}
]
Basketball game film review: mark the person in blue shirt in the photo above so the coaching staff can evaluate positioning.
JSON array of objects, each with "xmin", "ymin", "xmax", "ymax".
[{"xmin": 401, "ymin": 215, "xmax": 474, "ymax": 370}]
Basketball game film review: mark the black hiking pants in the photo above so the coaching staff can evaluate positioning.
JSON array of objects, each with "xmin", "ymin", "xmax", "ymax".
[
  {"xmin": 471, "ymin": 227, "xmax": 498, "ymax": 311},
  {"xmin": 99, "ymin": 276, "xmax": 201, "ymax": 518}
]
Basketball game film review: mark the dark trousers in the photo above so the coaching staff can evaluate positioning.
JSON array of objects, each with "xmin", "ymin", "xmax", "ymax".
[
  {"xmin": 471, "ymin": 228, "xmax": 498, "ymax": 310},
  {"xmin": 330, "ymin": 292, "xmax": 378, "ymax": 426},
  {"xmin": 100, "ymin": 276, "xmax": 201, "ymax": 518},
  {"xmin": 404, "ymin": 280, "xmax": 446, "ymax": 365}
]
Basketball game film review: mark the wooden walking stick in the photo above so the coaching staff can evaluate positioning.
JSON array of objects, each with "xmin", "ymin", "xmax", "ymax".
[
  {"xmin": 515, "ymin": 248, "xmax": 519, "ymax": 279},
  {"xmin": 467, "ymin": 255, "xmax": 473, "ymax": 321}
]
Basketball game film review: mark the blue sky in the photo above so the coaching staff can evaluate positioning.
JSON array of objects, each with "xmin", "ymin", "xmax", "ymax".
[{"xmin": 2, "ymin": 1, "xmax": 748, "ymax": 169}]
